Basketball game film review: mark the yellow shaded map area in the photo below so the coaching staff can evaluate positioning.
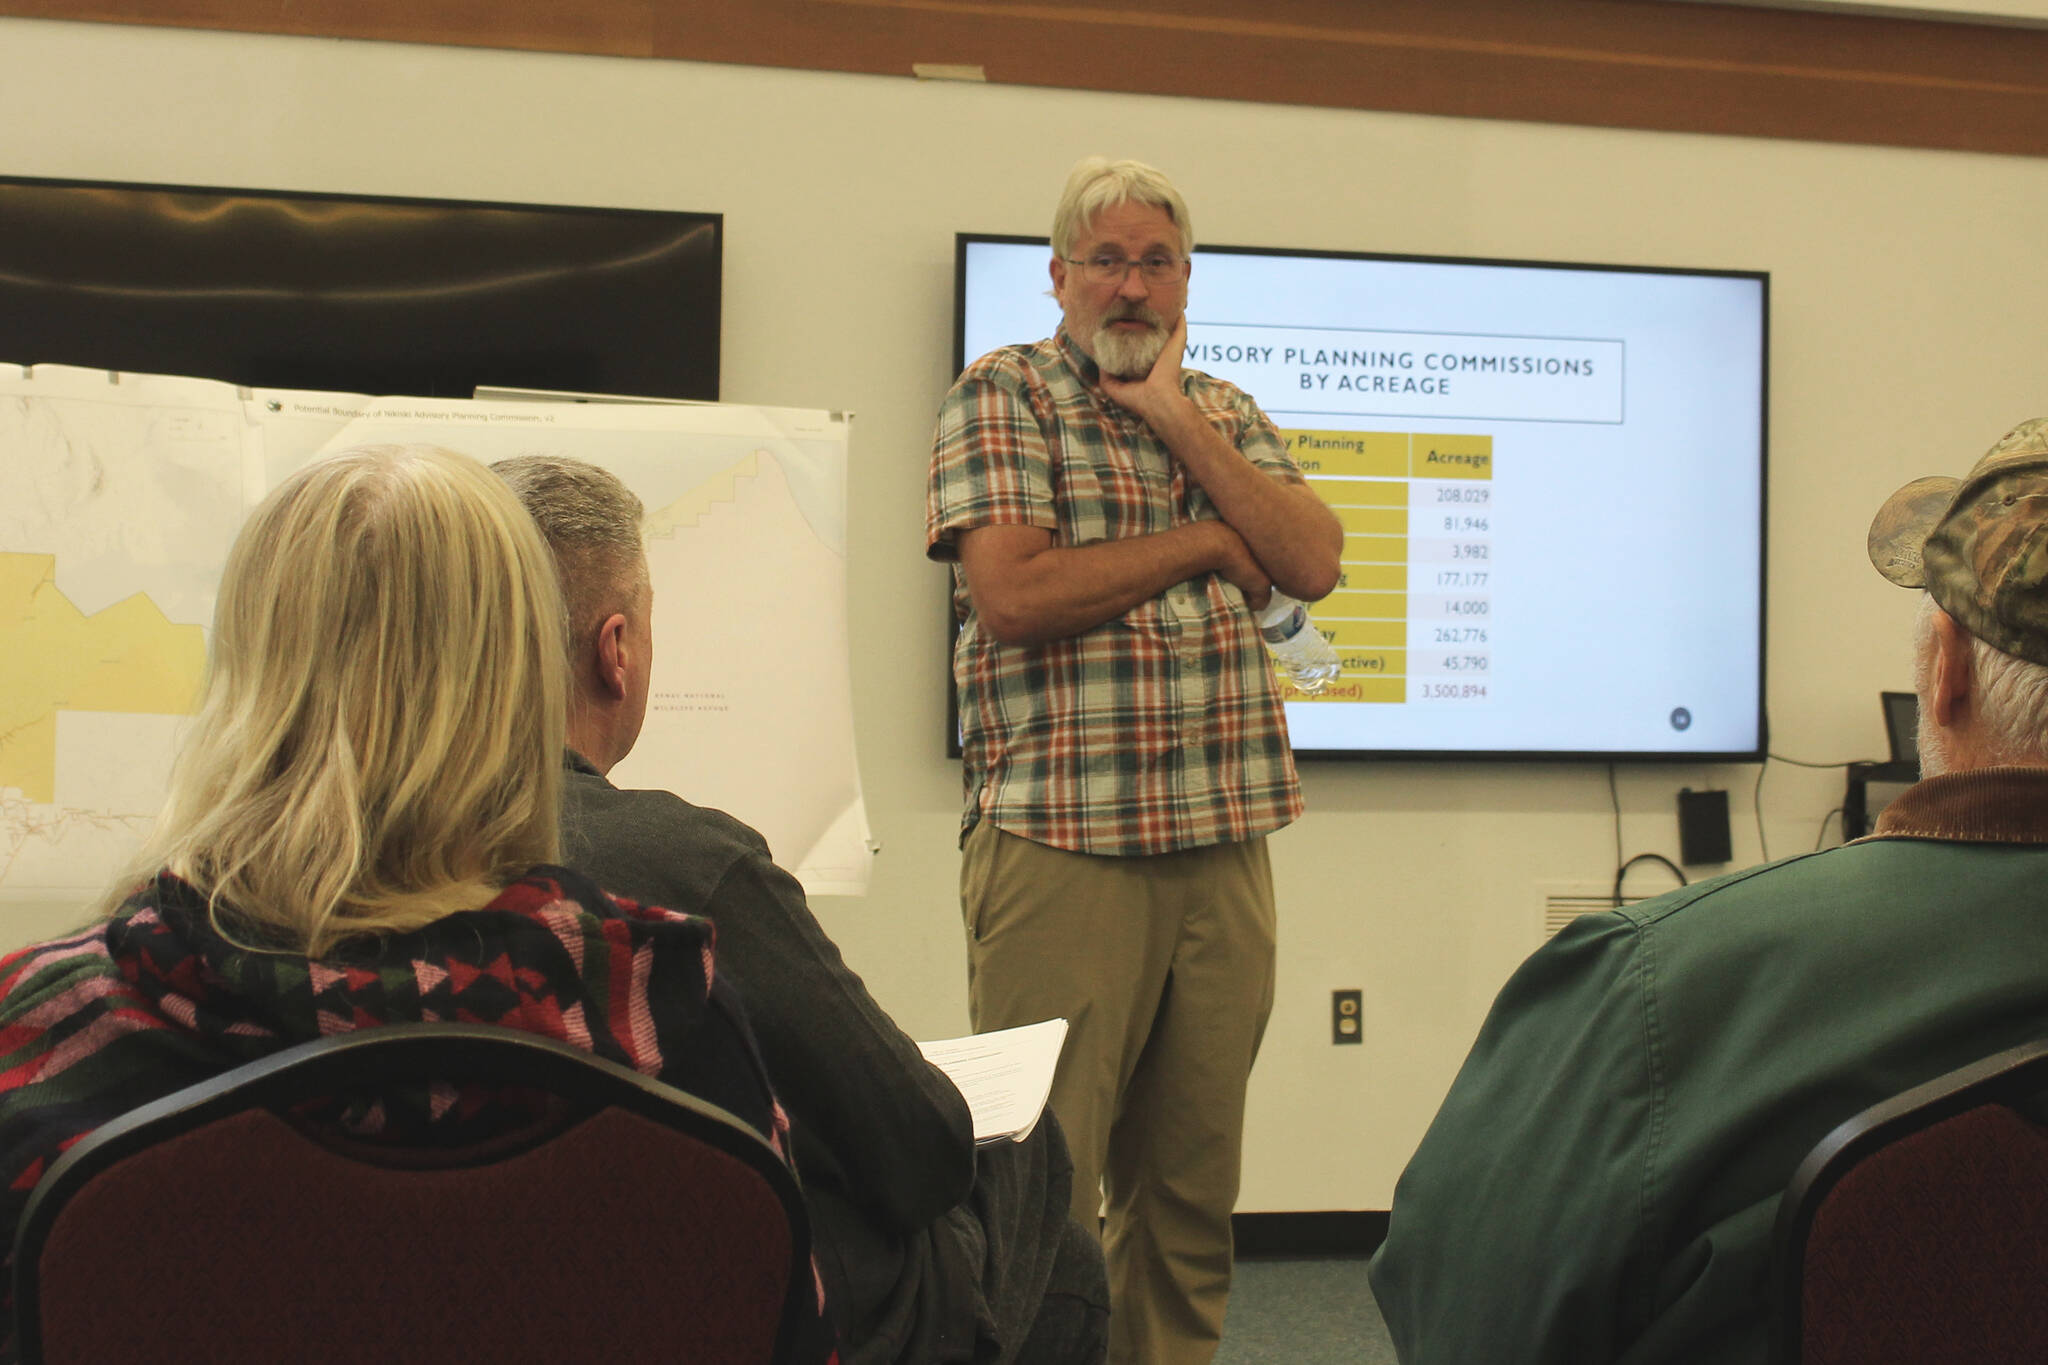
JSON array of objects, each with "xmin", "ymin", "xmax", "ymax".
[
  {"xmin": 0, "ymin": 552, "xmax": 205, "ymax": 804},
  {"xmin": 643, "ymin": 452, "xmax": 760, "ymax": 538}
]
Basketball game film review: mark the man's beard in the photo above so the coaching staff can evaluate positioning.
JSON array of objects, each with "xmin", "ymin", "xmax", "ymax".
[{"xmin": 1091, "ymin": 304, "xmax": 1168, "ymax": 380}]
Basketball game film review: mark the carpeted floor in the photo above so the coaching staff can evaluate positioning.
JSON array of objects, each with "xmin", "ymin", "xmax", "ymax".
[{"xmin": 1215, "ymin": 1255, "xmax": 1397, "ymax": 1364}]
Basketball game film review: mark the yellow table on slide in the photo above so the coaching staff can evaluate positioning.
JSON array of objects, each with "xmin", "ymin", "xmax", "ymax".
[{"xmin": 1272, "ymin": 431, "xmax": 1493, "ymax": 704}]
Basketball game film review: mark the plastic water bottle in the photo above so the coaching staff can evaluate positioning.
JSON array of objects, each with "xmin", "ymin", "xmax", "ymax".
[{"xmin": 1256, "ymin": 592, "xmax": 1341, "ymax": 695}]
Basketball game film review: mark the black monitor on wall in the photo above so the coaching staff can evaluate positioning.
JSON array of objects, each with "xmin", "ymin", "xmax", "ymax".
[
  {"xmin": 951, "ymin": 234, "xmax": 1769, "ymax": 763},
  {"xmin": 0, "ymin": 176, "xmax": 721, "ymax": 400}
]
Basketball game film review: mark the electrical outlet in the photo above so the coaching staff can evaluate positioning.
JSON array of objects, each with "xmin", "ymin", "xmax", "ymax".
[{"xmin": 1331, "ymin": 989, "xmax": 1362, "ymax": 1045}]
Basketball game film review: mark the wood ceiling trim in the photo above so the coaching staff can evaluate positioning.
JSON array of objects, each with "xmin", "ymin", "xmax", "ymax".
[{"xmin": 7, "ymin": 0, "xmax": 2045, "ymax": 157}]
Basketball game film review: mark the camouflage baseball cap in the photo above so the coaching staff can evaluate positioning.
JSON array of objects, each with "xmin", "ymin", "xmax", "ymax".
[{"xmin": 1868, "ymin": 417, "xmax": 2048, "ymax": 666}]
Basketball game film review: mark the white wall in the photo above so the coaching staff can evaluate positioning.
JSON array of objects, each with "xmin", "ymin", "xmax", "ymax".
[{"xmin": 4, "ymin": 16, "xmax": 2046, "ymax": 1210}]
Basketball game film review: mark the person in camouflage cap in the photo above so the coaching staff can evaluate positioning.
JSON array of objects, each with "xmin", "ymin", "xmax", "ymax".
[
  {"xmin": 1869, "ymin": 417, "xmax": 2048, "ymax": 667},
  {"xmin": 1372, "ymin": 425, "xmax": 2048, "ymax": 1365}
]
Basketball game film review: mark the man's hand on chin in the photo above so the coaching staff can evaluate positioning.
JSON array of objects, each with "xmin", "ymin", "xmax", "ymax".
[{"xmin": 1100, "ymin": 315, "xmax": 1191, "ymax": 424}]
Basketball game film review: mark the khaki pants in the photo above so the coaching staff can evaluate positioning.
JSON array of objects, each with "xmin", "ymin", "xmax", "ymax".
[{"xmin": 961, "ymin": 824, "xmax": 1277, "ymax": 1365}]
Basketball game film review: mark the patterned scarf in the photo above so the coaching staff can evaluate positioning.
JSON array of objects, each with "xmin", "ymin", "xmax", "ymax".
[{"xmin": 0, "ymin": 865, "xmax": 827, "ymax": 1360}]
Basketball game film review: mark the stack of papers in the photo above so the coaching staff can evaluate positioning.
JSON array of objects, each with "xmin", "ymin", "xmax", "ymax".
[{"xmin": 916, "ymin": 1018, "xmax": 1069, "ymax": 1145}]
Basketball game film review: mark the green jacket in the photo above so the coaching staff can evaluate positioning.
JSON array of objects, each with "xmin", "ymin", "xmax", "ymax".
[{"xmin": 1370, "ymin": 767, "xmax": 2048, "ymax": 1364}]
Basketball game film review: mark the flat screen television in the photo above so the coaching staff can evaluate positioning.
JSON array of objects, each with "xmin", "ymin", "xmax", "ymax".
[
  {"xmin": 951, "ymin": 234, "xmax": 1768, "ymax": 762},
  {"xmin": 0, "ymin": 176, "xmax": 721, "ymax": 400}
]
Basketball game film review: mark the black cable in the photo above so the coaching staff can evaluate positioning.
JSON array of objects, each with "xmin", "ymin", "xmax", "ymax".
[
  {"xmin": 1613, "ymin": 852, "xmax": 1688, "ymax": 908},
  {"xmin": 1752, "ymin": 748, "xmax": 1886, "ymax": 863},
  {"xmin": 1814, "ymin": 807, "xmax": 1843, "ymax": 851},
  {"xmin": 1607, "ymin": 763, "xmax": 1622, "ymax": 876},
  {"xmin": 1746, "ymin": 707, "xmax": 1884, "ymax": 865},
  {"xmin": 1753, "ymin": 706, "xmax": 1771, "ymax": 865},
  {"xmin": 1753, "ymin": 759, "xmax": 1768, "ymax": 863},
  {"xmin": 1766, "ymin": 750, "xmax": 1885, "ymax": 770}
]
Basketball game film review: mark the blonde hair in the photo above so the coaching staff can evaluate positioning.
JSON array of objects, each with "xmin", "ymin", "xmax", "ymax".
[
  {"xmin": 112, "ymin": 444, "xmax": 569, "ymax": 955},
  {"xmin": 1050, "ymin": 156, "xmax": 1195, "ymax": 259}
]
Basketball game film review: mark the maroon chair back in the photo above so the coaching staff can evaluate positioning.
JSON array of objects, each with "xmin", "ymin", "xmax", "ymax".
[
  {"xmin": 1772, "ymin": 1037, "xmax": 2048, "ymax": 1365},
  {"xmin": 11, "ymin": 1025, "xmax": 813, "ymax": 1365}
]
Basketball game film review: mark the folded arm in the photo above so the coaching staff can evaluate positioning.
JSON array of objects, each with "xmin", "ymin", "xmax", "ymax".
[
  {"xmin": 1102, "ymin": 318, "xmax": 1344, "ymax": 602},
  {"xmin": 957, "ymin": 520, "xmax": 1272, "ymax": 647}
]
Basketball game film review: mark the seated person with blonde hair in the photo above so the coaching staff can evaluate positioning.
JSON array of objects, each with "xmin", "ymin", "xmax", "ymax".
[{"xmin": 0, "ymin": 444, "xmax": 835, "ymax": 1360}]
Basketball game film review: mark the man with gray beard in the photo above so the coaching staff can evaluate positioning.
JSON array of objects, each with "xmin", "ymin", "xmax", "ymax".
[
  {"xmin": 925, "ymin": 157, "xmax": 1342, "ymax": 1365},
  {"xmin": 1370, "ymin": 416, "xmax": 2048, "ymax": 1365}
]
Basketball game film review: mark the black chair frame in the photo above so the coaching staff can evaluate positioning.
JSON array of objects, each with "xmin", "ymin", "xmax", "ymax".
[
  {"xmin": 1768, "ymin": 1035, "xmax": 2048, "ymax": 1365},
  {"xmin": 10, "ymin": 1022, "xmax": 814, "ymax": 1364}
]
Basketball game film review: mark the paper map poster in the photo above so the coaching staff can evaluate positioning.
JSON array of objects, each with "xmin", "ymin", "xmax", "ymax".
[{"xmin": 0, "ymin": 365, "xmax": 868, "ymax": 902}]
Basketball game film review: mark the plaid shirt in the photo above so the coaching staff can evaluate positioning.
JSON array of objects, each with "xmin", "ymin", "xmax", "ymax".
[{"xmin": 925, "ymin": 328, "xmax": 1305, "ymax": 856}]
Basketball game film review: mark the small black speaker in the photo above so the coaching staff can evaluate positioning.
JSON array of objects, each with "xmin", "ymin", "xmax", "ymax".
[{"xmin": 1677, "ymin": 788, "xmax": 1732, "ymax": 865}]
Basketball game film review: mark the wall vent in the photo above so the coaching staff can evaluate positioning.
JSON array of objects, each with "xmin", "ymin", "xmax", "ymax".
[{"xmin": 1538, "ymin": 885, "xmax": 1653, "ymax": 943}]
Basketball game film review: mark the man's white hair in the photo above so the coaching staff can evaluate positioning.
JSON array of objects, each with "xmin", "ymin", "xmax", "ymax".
[
  {"xmin": 1916, "ymin": 592, "xmax": 2048, "ymax": 772},
  {"xmin": 1050, "ymin": 156, "xmax": 1195, "ymax": 259}
]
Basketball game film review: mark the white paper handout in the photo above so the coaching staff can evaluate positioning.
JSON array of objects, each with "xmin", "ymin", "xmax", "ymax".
[{"xmin": 917, "ymin": 1018, "xmax": 1069, "ymax": 1146}]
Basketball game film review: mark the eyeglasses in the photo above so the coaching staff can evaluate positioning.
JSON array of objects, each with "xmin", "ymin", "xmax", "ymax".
[{"xmin": 1061, "ymin": 252, "xmax": 1186, "ymax": 286}]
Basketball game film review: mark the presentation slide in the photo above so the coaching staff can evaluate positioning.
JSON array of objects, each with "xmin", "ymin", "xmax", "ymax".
[{"xmin": 956, "ymin": 238, "xmax": 1767, "ymax": 759}]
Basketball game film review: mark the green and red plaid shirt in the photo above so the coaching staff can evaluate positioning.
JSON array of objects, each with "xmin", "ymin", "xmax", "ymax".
[{"xmin": 926, "ymin": 328, "xmax": 1305, "ymax": 856}]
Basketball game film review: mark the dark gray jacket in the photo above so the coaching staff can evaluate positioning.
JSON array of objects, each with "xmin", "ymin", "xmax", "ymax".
[{"xmin": 560, "ymin": 753, "xmax": 982, "ymax": 1362}]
